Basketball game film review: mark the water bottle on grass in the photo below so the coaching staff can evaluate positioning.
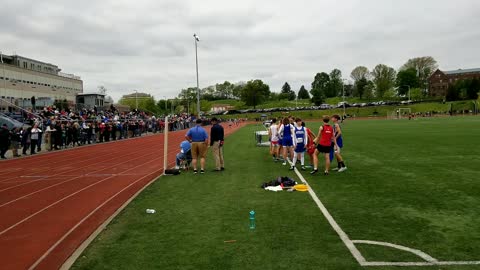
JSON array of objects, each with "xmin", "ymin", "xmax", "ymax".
[{"xmin": 249, "ymin": 210, "xmax": 256, "ymax": 229}]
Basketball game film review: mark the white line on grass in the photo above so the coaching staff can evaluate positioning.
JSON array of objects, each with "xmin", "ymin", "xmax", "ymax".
[
  {"xmin": 291, "ymin": 164, "xmax": 366, "ymax": 264},
  {"xmin": 291, "ymin": 163, "xmax": 480, "ymax": 267},
  {"xmin": 352, "ymin": 240, "xmax": 437, "ymax": 262}
]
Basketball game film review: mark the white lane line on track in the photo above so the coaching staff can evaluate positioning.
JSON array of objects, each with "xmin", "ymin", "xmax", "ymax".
[
  {"xmin": 0, "ymin": 133, "xmax": 166, "ymax": 183},
  {"xmin": 29, "ymin": 167, "xmax": 166, "ymax": 270},
  {"xmin": 59, "ymin": 159, "xmax": 178, "ymax": 270},
  {"xmin": 0, "ymin": 143, "xmax": 178, "ymax": 208},
  {"xmin": 0, "ymin": 137, "xmax": 164, "ymax": 186},
  {"xmin": 0, "ymin": 145, "xmax": 177, "ymax": 235}
]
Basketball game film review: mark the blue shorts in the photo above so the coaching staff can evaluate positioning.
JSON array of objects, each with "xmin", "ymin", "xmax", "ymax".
[
  {"xmin": 295, "ymin": 143, "xmax": 305, "ymax": 153},
  {"xmin": 330, "ymin": 143, "xmax": 343, "ymax": 161},
  {"xmin": 282, "ymin": 137, "xmax": 293, "ymax": 147}
]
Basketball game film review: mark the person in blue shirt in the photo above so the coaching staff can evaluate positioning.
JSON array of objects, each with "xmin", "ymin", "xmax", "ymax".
[
  {"xmin": 290, "ymin": 118, "xmax": 308, "ymax": 170},
  {"xmin": 175, "ymin": 140, "xmax": 192, "ymax": 169},
  {"xmin": 185, "ymin": 119, "xmax": 209, "ymax": 174}
]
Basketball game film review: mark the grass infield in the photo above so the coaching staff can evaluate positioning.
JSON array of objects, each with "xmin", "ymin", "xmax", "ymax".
[{"xmin": 72, "ymin": 117, "xmax": 480, "ymax": 270}]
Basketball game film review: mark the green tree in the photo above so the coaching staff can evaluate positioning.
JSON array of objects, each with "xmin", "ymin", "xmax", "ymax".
[
  {"xmin": 240, "ymin": 79, "xmax": 270, "ymax": 108},
  {"xmin": 350, "ymin": 66, "xmax": 370, "ymax": 82},
  {"xmin": 364, "ymin": 81, "xmax": 375, "ymax": 101},
  {"xmin": 371, "ymin": 64, "xmax": 397, "ymax": 98},
  {"xmin": 354, "ymin": 77, "xmax": 368, "ymax": 99},
  {"xmin": 119, "ymin": 93, "xmax": 158, "ymax": 114},
  {"xmin": 279, "ymin": 82, "xmax": 296, "ymax": 100},
  {"xmin": 215, "ymin": 81, "xmax": 234, "ymax": 99},
  {"xmin": 232, "ymin": 84, "xmax": 245, "ymax": 99},
  {"xmin": 383, "ymin": 88, "xmax": 397, "ymax": 99},
  {"xmin": 409, "ymin": 88, "xmax": 423, "ymax": 100},
  {"xmin": 344, "ymin": 83, "xmax": 354, "ymax": 97},
  {"xmin": 297, "ymin": 85, "xmax": 310, "ymax": 99},
  {"xmin": 396, "ymin": 68, "xmax": 420, "ymax": 96},
  {"xmin": 310, "ymin": 72, "xmax": 329, "ymax": 105},
  {"xmin": 401, "ymin": 56, "xmax": 438, "ymax": 88},
  {"xmin": 327, "ymin": 69, "xmax": 343, "ymax": 97}
]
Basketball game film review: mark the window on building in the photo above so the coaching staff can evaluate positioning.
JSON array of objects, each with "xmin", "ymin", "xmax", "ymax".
[
  {"xmin": 30, "ymin": 63, "xmax": 34, "ymax": 69},
  {"xmin": 23, "ymin": 62, "xmax": 27, "ymax": 68}
]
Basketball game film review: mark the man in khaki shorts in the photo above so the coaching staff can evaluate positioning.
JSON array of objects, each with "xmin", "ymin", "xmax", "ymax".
[{"xmin": 185, "ymin": 119, "xmax": 209, "ymax": 174}]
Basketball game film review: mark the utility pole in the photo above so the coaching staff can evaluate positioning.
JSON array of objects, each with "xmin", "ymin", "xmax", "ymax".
[{"xmin": 194, "ymin": 33, "xmax": 200, "ymax": 117}]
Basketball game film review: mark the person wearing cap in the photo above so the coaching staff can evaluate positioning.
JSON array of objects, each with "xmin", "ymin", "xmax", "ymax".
[
  {"xmin": 210, "ymin": 117, "xmax": 224, "ymax": 171},
  {"xmin": 185, "ymin": 119, "xmax": 209, "ymax": 174},
  {"xmin": 0, "ymin": 124, "xmax": 11, "ymax": 159}
]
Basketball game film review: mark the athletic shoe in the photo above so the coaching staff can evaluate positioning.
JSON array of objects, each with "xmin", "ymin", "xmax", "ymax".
[
  {"xmin": 332, "ymin": 167, "xmax": 340, "ymax": 171},
  {"xmin": 310, "ymin": 169, "xmax": 318, "ymax": 175},
  {"xmin": 301, "ymin": 166, "xmax": 306, "ymax": 171},
  {"xmin": 175, "ymin": 166, "xmax": 180, "ymax": 169},
  {"xmin": 193, "ymin": 170, "xmax": 198, "ymax": 174},
  {"xmin": 338, "ymin": 167, "xmax": 347, "ymax": 172},
  {"xmin": 282, "ymin": 162, "xmax": 287, "ymax": 166},
  {"xmin": 221, "ymin": 167, "xmax": 225, "ymax": 171},
  {"xmin": 200, "ymin": 169, "xmax": 205, "ymax": 174},
  {"xmin": 289, "ymin": 166, "xmax": 295, "ymax": 171},
  {"xmin": 324, "ymin": 171, "xmax": 329, "ymax": 175}
]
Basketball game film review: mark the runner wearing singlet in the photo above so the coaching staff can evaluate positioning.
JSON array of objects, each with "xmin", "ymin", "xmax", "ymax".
[
  {"xmin": 311, "ymin": 115, "xmax": 336, "ymax": 175},
  {"xmin": 278, "ymin": 117, "xmax": 294, "ymax": 166},
  {"xmin": 330, "ymin": 114, "xmax": 347, "ymax": 172},
  {"xmin": 268, "ymin": 118, "xmax": 280, "ymax": 161},
  {"xmin": 290, "ymin": 118, "xmax": 308, "ymax": 170}
]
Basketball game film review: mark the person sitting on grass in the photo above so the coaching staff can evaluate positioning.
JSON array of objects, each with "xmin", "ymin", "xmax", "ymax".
[
  {"xmin": 175, "ymin": 140, "xmax": 192, "ymax": 170},
  {"xmin": 311, "ymin": 115, "xmax": 336, "ymax": 176},
  {"xmin": 290, "ymin": 118, "xmax": 308, "ymax": 171}
]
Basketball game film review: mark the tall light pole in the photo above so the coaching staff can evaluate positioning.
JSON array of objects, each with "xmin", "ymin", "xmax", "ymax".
[
  {"xmin": 404, "ymin": 85, "xmax": 411, "ymax": 101},
  {"xmin": 163, "ymin": 96, "xmax": 167, "ymax": 114},
  {"xmin": 342, "ymin": 79, "xmax": 347, "ymax": 117},
  {"xmin": 1, "ymin": 52, "xmax": 5, "ymax": 112},
  {"xmin": 193, "ymin": 33, "xmax": 200, "ymax": 117},
  {"xmin": 134, "ymin": 90, "xmax": 138, "ymax": 110}
]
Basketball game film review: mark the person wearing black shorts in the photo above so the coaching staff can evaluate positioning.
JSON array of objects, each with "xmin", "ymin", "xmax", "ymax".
[{"xmin": 311, "ymin": 115, "xmax": 335, "ymax": 175}]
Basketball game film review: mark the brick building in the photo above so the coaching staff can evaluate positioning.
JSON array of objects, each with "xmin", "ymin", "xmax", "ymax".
[{"xmin": 428, "ymin": 68, "xmax": 480, "ymax": 97}]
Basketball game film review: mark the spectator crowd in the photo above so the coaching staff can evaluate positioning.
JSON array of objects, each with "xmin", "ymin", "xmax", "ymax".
[{"xmin": 0, "ymin": 105, "xmax": 208, "ymax": 159}]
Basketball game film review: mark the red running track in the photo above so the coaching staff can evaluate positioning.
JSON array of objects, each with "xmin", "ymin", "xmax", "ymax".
[{"xmin": 0, "ymin": 123, "xmax": 244, "ymax": 270}]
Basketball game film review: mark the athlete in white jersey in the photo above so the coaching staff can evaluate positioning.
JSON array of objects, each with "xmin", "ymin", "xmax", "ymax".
[{"xmin": 268, "ymin": 118, "xmax": 280, "ymax": 160}]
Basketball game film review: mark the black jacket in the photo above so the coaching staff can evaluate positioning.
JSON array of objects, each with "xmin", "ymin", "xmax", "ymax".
[{"xmin": 210, "ymin": 123, "xmax": 224, "ymax": 146}]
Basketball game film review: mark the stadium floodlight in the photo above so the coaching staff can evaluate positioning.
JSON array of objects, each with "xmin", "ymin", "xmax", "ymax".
[{"xmin": 193, "ymin": 33, "xmax": 200, "ymax": 117}]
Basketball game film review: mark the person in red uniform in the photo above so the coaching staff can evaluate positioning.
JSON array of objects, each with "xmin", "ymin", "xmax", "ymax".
[{"xmin": 310, "ymin": 115, "xmax": 336, "ymax": 175}]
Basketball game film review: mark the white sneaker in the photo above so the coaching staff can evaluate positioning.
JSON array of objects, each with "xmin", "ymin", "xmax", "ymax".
[
  {"xmin": 175, "ymin": 166, "xmax": 179, "ymax": 169},
  {"xmin": 338, "ymin": 167, "xmax": 347, "ymax": 172},
  {"xmin": 282, "ymin": 162, "xmax": 287, "ymax": 166}
]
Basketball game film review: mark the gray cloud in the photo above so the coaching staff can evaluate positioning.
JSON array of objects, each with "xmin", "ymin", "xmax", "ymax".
[{"xmin": 1, "ymin": 0, "xmax": 479, "ymax": 101}]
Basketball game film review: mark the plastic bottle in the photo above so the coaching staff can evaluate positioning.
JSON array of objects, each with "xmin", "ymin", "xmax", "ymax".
[{"xmin": 249, "ymin": 210, "xmax": 256, "ymax": 229}]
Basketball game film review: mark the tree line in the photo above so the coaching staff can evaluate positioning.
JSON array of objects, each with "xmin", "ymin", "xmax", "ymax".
[{"xmin": 119, "ymin": 56, "xmax": 479, "ymax": 113}]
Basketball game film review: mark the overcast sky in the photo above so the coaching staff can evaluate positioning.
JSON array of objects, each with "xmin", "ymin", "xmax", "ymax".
[{"xmin": 2, "ymin": 0, "xmax": 480, "ymax": 102}]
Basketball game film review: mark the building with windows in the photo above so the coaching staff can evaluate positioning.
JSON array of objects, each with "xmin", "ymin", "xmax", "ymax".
[
  {"xmin": 0, "ymin": 53, "xmax": 83, "ymax": 112},
  {"xmin": 76, "ymin": 93, "xmax": 105, "ymax": 111},
  {"xmin": 428, "ymin": 68, "xmax": 480, "ymax": 97}
]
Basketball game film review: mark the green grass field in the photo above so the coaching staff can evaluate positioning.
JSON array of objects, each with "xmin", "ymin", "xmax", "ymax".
[{"xmin": 72, "ymin": 117, "xmax": 480, "ymax": 270}]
